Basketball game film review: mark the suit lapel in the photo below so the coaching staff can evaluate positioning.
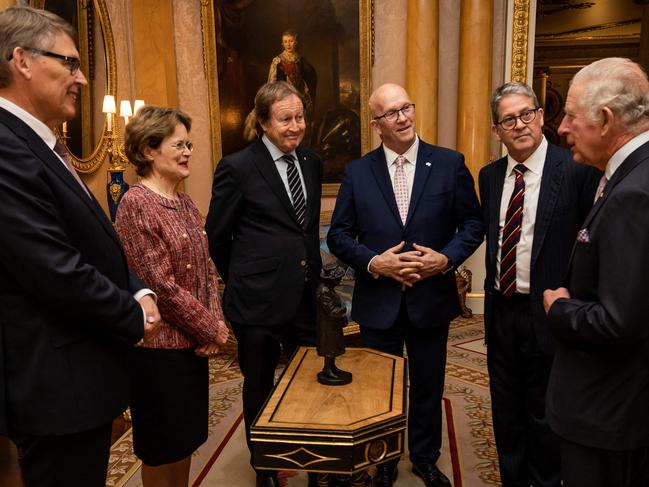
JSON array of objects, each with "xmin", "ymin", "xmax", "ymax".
[
  {"xmin": 530, "ymin": 145, "xmax": 564, "ymax": 267},
  {"xmin": 369, "ymin": 147, "xmax": 403, "ymax": 226},
  {"xmin": 487, "ymin": 157, "xmax": 507, "ymax": 268},
  {"xmin": 405, "ymin": 142, "xmax": 435, "ymax": 228},
  {"xmin": 0, "ymin": 108, "xmax": 123, "ymax": 247},
  {"xmin": 582, "ymin": 140, "xmax": 649, "ymax": 231},
  {"xmin": 251, "ymin": 139, "xmax": 302, "ymax": 228},
  {"xmin": 295, "ymin": 147, "xmax": 318, "ymax": 228}
]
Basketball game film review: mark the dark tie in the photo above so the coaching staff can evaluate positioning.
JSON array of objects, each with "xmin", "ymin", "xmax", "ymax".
[
  {"xmin": 54, "ymin": 142, "xmax": 90, "ymax": 197},
  {"xmin": 282, "ymin": 154, "xmax": 306, "ymax": 228},
  {"xmin": 499, "ymin": 163, "xmax": 528, "ymax": 297}
]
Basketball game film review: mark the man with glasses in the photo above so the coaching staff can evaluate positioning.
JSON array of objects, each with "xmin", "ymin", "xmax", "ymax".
[
  {"xmin": 478, "ymin": 82, "xmax": 600, "ymax": 487},
  {"xmin": 328, "ymin": 83, "xmax": 483, "ymax": 487},
  {"xmin": 0, "ymin": 6, "xmax": 160, "ymax": 486}
]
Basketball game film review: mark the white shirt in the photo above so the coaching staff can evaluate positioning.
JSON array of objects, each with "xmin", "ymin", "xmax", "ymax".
[
  {"xmin": 262, "ymin": 134, "xmax": 307, "ymax": 205},
  {"xmin": 0, "ymin": 96, "xmax": 154, "ymax": 313},
  {"xmin": 367, "ymin": 137, "xmax": 420, "ymax": 275},
  {"xmin": 495, "ymin": 136, "xmax": 548, "ymax": 293},
  {"xmin": 383, "ymin": 136, "xmax": 419, "ymax": 198},
  {"xmin": 604, "ymin": 130, "xmax": 649, "ymax": 181}
]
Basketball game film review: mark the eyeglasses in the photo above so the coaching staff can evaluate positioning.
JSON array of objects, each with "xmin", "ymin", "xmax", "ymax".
[
  {"xmin": 12, "ymin": 47, "xmax": 82, "ymax": 75},
  {"xmin": 373, "ymin": 103, "xmax": 415, "ymax": 122},
  {"xmin": 170, "ymin": 141, "xmax": 194, "ymax": 152},
  {"xmin": 496, "ymin": 108, "xmax": 540, "ymax": 131}
]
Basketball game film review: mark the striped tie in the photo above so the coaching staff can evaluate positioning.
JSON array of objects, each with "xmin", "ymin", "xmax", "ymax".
[
  {"xmin": 499, "ymin": 163, "xmax": 528, "ymax": 298},
  {"xmin": 282, "ymin": 154, "xmax": 306, "ymax": 228}
]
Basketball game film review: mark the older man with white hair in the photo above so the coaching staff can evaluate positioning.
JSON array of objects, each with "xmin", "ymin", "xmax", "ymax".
[{"xmin": 544, "ymin": 57, "xmax": 649, "ymax": 487}]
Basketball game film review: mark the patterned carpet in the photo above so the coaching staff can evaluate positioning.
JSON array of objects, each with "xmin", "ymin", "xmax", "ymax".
[{"xmin": 107, "ymin": 315, "xmax": 499, "ymax": 486}]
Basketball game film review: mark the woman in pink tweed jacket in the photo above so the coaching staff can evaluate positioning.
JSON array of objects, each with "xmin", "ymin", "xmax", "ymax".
[{"xmin": 115, "ymin": 106, "xmax": 228, "ymax": 487}]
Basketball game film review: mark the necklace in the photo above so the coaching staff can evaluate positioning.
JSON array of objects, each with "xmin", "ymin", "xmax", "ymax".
[{"xmin": 140, "ymin": 179, "xmax": 178, "ymax": 201}]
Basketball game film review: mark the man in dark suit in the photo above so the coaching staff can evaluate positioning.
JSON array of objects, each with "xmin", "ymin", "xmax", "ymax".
[
  {"xmin": 206, "ymin": 81, "xmax": 322, "ymax": 487},
  {"xmin": 543, "ymin": 58, "xmax": 649, "ymax": 487},
  {"xmin": 0, "ymin": 6, "xmax": 160, "ymax": 487},
  {"xmin": 327, "ymin": 83, "xmax": 483, "ymax": 487},
  {"xmin": 479, "ymin": 82, "xmax": 600, "ymax": 487}
]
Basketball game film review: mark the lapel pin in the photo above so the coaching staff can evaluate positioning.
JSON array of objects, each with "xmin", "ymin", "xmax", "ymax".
[{"xmin": 425, "ymin": 162, "xmax": 431, "ymax": 167}]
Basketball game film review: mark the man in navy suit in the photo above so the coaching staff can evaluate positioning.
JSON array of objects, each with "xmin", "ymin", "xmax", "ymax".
[
  {"xmin": 544, "ymin": 58, "xmax": 649, "ymax": 487},
  {"xmin": 327, "ymin": 83, "xmax": 483, "ymax": 487},
  {"xmin": 0, "ymin": 6, "xmax": 160, "ymax": 487},
  {"xmin": 479, "ymin": 82, "xmax": 599, "ymax": 487}
]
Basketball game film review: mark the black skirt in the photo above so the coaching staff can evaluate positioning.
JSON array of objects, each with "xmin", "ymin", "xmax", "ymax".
[{"xmin": 129, "ymin": 347, "xmax": 209, "ymax": 466}]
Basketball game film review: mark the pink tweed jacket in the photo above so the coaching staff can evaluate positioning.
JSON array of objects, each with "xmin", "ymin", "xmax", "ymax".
[{"xmin": 115, "ymin": 184, "xmax": 226, "ymax": 348}]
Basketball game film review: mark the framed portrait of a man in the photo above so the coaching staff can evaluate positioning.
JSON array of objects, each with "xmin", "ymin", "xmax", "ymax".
[{"xmin": 201, "ymin": 0, "xmax": 372, "ymax": 194}]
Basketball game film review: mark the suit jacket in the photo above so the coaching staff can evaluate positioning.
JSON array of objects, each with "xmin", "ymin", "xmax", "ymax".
[
  {"xmin": 327, "ymin": 140, "xmax": 483, "ymax": 329},
  {"xmin": 205, "ymin": 137, "xmax": 322, "ymax": 326},
  {"xmin": 479, "ymin": 143, "xmax": 600, "ymax": 353},
  {"xmin": 546, "ymin": 138, "xmax": 649, "ymax": 450},
  {"xmin": 0, "ymin": 108, "xmax": 144, "ymax": 436}
]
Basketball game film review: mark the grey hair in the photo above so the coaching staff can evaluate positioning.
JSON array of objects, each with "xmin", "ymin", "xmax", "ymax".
[
  {"xmin": 490, "ymin": 82, "xmax": 540, "ymax": 124},
  {"xmin": 0, "ymin": 6, "xmax": 76, "ymax": 88},
  {"xmin": 572, "ymin": 57, "xmax": 649, "ymax": 131}
]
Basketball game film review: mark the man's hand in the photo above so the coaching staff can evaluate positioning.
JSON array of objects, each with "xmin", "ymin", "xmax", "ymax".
[
  {"xmin": 138, "ymin": 294, "xmax": 161, "ymax": 342},
  {"xmin": 543, "ymin": 287, "xmax": 570, "ymax": 314},
  {"xmin": 369, "ymin": 241, "xmax": 423, "ymax": 286},
  {"xmin": 398, "ymin": 243, "xmax": 450, "ymax": 282}
]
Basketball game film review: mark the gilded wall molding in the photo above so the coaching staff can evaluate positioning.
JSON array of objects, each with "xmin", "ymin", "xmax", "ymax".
[
  {"xmin": 200, "ymin": 0, "xmax": 222, "ymax": 169},
  {"xmin": 510, "ymin": 0, "xmax": 530, "ymax": 83}
]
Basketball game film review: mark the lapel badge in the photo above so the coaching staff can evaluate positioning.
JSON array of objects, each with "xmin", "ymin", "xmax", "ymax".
[
  {"xmin": 425, "ymin": 162, "xmax": 431, "ymax": 167},
  {"xmin": 576, "ymin": 228, "xmax": 590, "ymax": 243}
]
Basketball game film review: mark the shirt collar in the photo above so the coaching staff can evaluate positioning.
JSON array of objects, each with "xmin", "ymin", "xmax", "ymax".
[
  {"xmin": 0, "ymin": 96, "xmax": 57, "ymax": 149},
  {"xmin": 506, "ymin": 136, "xmax": 547, "ymax": 176},
  {"xmin": 383, "ymin": 136, "xmax": 419, "ymax": 166},
  {"xmin": 605, "ymin": 130, "xmax": 649, "ymax": 180},
  {"xmin": 262, "ymin": 134, "xmax": 298, "ymax": 162}
]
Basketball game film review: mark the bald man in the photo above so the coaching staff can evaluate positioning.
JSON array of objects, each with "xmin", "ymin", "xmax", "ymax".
[{"xmin": 328, "ymin": 83, "xmax": 483, "ymax": 487}]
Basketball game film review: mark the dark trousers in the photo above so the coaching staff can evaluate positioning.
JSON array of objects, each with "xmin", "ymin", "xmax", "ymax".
[
  {"xmin": 360, "ymin": 299, "xmax": 449, "ymax": 468},
  {"xmin": 231, "ymin": 285, "xmax": 317, "ymax": 467},
  {"xmin": 561, "ymin": 439, "xmax": 649, "ymax": 487},
  {"xmin": 10, "ymin": 421, "xmax": 113, "ymax": 487},
  {"xmin": 487, "ymin": 292, "xmax": 560, "ymax": 487}
]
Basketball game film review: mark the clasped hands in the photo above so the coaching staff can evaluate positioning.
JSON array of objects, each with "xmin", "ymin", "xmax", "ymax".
[
  {"xmin": 195, "ymin": 321, "xmax": 229, "ymax": 358},
  {"xmin": 369, "ymin": 241, "xmax": 449, "ymax": 287},
  {"xmin": 136, "ymin": 295, "xmax": 229, "ymax": 357}
]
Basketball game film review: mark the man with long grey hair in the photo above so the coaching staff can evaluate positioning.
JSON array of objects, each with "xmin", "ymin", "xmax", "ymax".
[
  {"xmin": 479, "ymin": 81, "xmax": 599, "ymax": 487},
  {"xmin": 544, "ymin": 57, "xmax": 649, "ymax": 486}
]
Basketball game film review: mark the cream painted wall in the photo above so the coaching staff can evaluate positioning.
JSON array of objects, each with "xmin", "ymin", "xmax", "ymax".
[{"xmin": 172, "ymin": 0, "xmax": 214, "ymax": 216}]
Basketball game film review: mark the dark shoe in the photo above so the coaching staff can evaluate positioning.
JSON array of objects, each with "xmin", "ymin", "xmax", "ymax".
[
  {"xmin": 373, "ymin": 465, "xmax": 398, "ymax": 487},
  {"xmin": 412, "ymin": 463, "xmax": 451, "ymax": 487},
  {"xmin": 256, "ymin": 471, "xmax": 280, "ymax": 487}
]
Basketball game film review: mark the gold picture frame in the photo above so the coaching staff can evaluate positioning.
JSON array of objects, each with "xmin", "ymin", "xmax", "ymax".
[{"xmin": 200, "ymin": 0, "xmax": 373, "ymax": 197}]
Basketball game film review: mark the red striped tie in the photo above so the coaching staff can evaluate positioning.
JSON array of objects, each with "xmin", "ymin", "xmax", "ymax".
[{"xmin": 499, "ymin": 163, "xmax": 528, "ymax": 297}]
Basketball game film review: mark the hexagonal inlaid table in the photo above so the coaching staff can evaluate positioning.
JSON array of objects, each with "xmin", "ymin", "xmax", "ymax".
[{"xmin": 251, "ymin": 347, "xmax": 407, "ymax": 484}]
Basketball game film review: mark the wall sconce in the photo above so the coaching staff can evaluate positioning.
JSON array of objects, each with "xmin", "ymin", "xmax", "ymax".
[{"xmin": 102, "ymin": 94, "xmax": 145, "ymax": 221}]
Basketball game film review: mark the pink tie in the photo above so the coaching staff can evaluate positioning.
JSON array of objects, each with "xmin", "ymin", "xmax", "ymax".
[
  {"xmin": 53, "ymin": 142, "xmax": 90, "ymax": 197},
  {"xmin": 595, "ymin": 174, "xmax": 608, "ymax": 202},
  {"xmin": 393, "ymin": 155, "xmax": 409, "ymax": 224}
]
